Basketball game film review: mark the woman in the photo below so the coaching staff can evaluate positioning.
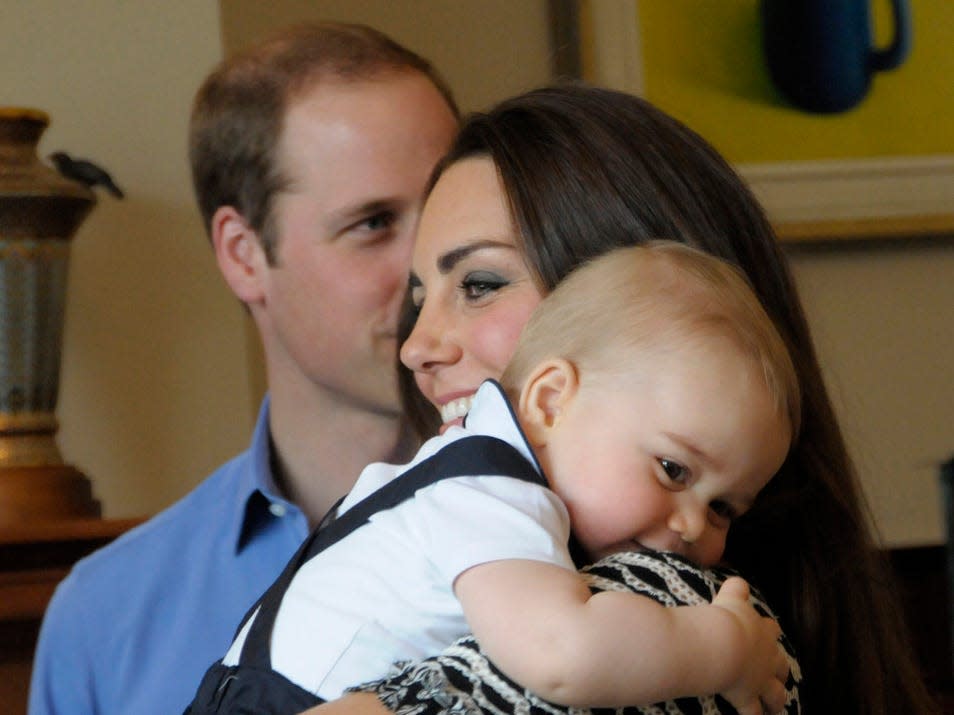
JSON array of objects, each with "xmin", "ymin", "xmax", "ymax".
[{"xmin": 321, "ymin": 83, "xmax": 935, "ymax": 714}]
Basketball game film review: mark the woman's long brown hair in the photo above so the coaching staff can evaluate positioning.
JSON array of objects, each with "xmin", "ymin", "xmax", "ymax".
[{"xmin": 398, "ymin": 83, "xmax": 937, "ymax": 713}]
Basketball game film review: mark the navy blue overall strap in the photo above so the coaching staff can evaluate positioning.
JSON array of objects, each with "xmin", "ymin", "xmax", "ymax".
[{"xmin": 238, "ymin": 435, "xmax": 547, "ymax": 669}]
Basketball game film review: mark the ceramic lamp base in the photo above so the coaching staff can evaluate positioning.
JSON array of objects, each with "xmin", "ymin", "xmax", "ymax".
[{"xmin": 0, "ymin": 464, "xmax": 100, "ymax": 524}]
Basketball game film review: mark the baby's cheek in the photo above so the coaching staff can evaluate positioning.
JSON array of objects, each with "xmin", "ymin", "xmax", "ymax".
[
  {"xmin": 569, "ymin": 513, "xmax": 627, "ymax": 560},
  {"xmin": 697, "ymin": 533, "xmax": 728, "ymax": 567}
]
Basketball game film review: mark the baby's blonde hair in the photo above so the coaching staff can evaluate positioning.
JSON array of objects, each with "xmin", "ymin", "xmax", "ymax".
[{"xmin": 501, "ymin": 241, "xmax": 801, "ymax": 441}]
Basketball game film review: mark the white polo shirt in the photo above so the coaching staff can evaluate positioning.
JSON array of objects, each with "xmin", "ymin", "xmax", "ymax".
[{"xmin": 222, "ymin": 380, "xmax": 574, "ymax": 699}]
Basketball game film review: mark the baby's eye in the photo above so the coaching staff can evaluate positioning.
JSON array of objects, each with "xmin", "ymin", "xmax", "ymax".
[
  {"xmin": 460, "ymin": 271, "xmax": 507, "ymax": 301},
  {"xmin": 658, "ymin": 458, "xmax": 688, "ymax": 484},
  {"xmin": 708, "ymin": 501, "xmax": 736, "ymax": 528}
]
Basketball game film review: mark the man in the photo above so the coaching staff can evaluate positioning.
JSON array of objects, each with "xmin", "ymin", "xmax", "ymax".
[{"xmin": 29, "ymin": 22, "xmax": 458, "ymax": 715}]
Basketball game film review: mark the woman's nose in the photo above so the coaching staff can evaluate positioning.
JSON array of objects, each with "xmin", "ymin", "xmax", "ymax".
[{"xmin": 399, "ymin": 308, "xmax": 461, "ymax": 374}]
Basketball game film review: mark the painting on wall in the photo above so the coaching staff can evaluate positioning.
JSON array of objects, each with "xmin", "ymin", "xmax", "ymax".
[{"xmin": 570, "ymin": 0, "xmax": 954, "ymax": 242}]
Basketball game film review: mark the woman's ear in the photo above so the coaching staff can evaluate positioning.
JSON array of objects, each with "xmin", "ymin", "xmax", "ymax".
[
  {"xmin": 517, "ymin": 358, "xmax": 579, "ymax": 446},
  {"xmin": 211, "ymin": 206, "xmax": 268, "ymax": 305}
]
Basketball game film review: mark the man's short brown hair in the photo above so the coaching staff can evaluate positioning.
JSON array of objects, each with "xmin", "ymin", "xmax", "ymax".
[{"xmin": 189, "ymin": 22, "xmax": 457, "ymax": 262}]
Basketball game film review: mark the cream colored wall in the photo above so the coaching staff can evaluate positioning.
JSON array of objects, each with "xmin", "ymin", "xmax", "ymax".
[
  {"xmin": 1, "ymin": 1, "xmax": 554, "ymax": 520},
  {"xmin": 219, "ymin": 0, "xmax": 553, "ymax": 113},
  {"xmin": 786, "ymin": 240, "xmax": 953, "ymax": 546},
  {"xmin": 5, "ymin": 2, "xmax": 944, "ymax": 548},
  {"xmin": 3, "ymin": 1, "xmax": 255, "ymax": 517}
]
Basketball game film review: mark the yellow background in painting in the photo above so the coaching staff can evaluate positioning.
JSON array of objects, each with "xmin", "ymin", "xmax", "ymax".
[{"xmin": 636, "ymin": 1, "xmax": 954, "ymax": 162}]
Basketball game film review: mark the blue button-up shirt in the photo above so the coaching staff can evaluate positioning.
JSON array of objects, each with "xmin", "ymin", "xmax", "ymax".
[{"xmin": 28, "ymin": 398, "xmax": 311, "ymax": 715}]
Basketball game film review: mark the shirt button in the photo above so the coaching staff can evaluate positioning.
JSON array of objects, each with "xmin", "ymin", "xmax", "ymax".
[{"xmin": 269, "ymin": 502, "xmax": 287, "ymax": 518}]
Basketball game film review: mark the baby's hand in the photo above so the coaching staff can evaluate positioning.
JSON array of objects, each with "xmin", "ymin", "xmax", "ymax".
[{"xmin": 711, "ymin": 577, "xmax": 789, "ymax": 715}]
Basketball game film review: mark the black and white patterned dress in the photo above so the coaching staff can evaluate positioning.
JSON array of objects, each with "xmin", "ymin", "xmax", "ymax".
[{"xmin": 349, "ymin": 550, "xmax": 801, "ymax": 715}]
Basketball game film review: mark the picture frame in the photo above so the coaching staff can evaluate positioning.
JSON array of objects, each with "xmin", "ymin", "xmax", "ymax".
[{"xmin": 555, "ymin": 0, "xmax": 954, "ymax": 242}]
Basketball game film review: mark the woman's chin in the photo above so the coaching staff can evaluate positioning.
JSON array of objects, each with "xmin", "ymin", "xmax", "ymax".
[{"xmin": 439, "ymin": 417, "xmax": 465, "ymax": 435}]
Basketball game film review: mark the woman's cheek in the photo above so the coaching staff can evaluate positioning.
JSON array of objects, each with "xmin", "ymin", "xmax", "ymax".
[
  {"xmin": 414, "ymin": 372, "xmax": 434, "ymax": 404},
  {"xmin": 483, "ymin": 301, "xmax": 541, "ymax": 376}
]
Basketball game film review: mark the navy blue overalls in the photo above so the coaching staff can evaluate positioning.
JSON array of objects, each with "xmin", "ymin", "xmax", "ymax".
[{"xmin": 184, "ymin": 435, "xmax": 548, "ymax": 715}]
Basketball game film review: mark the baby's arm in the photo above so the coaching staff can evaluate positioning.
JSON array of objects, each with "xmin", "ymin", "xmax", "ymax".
[
  {"xmin": 455, "ymin": 558, "xmax": 788, "ymax": 714},
  {"xmin": 300, "ymin": 693, "xmax": 380, "ymax": 714}
]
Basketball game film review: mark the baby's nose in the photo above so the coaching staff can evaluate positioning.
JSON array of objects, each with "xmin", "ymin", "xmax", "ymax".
[{"xmin": 667, "ymin": 501, "xmax": 707, "ymax": 545}]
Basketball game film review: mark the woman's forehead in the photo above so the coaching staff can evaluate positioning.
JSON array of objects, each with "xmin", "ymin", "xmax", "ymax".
[{"xmin": 413, "ymin": 158, "xmax": 517, "ymax": 267}]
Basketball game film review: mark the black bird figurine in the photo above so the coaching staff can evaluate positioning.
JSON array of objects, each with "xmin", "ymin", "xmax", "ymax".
[{"xmin": 49, "ymin": 151, "xmax": 125, "ymax": 199}]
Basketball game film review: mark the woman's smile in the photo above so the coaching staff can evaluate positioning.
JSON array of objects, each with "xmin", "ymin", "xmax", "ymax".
[
  {"xmin": 400, "ymin": 158, "xmax": 543, "ymax": 420},
  {"xmin": 439, "ymin": 394, "xmax": 474, "ymax": 426}
]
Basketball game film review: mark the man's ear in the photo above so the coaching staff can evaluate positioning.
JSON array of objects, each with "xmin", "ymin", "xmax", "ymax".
[
  {"xmin": 518, "ymin": 358, "xmax": 579, "ymax": 446},
  {"xmin": 211, "ymin": 206, "xmax": 268, "ymax": 304}
]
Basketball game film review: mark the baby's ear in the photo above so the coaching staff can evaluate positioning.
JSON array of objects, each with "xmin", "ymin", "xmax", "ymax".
[{"xmin": 518, "ymin": 358, "xmax": 579, "ymax": 446}]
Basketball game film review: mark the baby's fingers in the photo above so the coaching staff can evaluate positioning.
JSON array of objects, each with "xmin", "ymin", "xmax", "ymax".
[
  {"xmin": 774, "ymin": 642, "xmax": 790, "ymax": 683},
  {"xmin": 713, "ymin": 576, "xmax": 750, "ymax": 604},
  {"xmin": 732, "ymin": 696, "xmax": 767, "ymax": 715},
  {"xmin": 734, "ymin": 678, "xmax": 787, "ymax": 715},
  {"xmin": 760, "ymin": 675, "xmax": 788, "ymax": 714},
  {"xmin": 762, "ymin": 641, "xmax": 791, "ymax": 713}
]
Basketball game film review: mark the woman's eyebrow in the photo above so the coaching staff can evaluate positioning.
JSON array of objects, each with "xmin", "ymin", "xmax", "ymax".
[{"xmin": 436, "ymin": 239, "xmax": 515, "ymax": 274}]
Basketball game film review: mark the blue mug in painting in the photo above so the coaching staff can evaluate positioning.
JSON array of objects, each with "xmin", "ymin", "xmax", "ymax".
[{"xmin": 760, "ymin": 0, "xmax": 911, "ymax": 113}]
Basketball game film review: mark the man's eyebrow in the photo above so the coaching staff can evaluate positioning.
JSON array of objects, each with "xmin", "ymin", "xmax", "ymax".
[
  {"xmin": 334, "ymin": 198, "xmax": 398, "ymax": 224},
  {"xmin": 436, "ymin": 239, "xmax": 516, "ymax": 274}
]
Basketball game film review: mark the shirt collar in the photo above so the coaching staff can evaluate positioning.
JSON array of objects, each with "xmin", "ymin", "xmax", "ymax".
[
  {"xmin": 232, "ymin": 395, "xmax": 302, "ymax": 552},
  {"xmin": 465, "ymin": 379, "xmax": 589, "ymax": 568},
  {"xmin": 464, "ymin": 379, "xmax": 544, "ymax": 477}
]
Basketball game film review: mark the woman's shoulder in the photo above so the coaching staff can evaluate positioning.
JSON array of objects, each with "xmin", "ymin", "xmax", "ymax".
[{"xmin": 581, "ymin": 549, "xmax": 728, "ymax": 606}]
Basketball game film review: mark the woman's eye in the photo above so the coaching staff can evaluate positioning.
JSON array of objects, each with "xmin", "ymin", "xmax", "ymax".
[
  {"xmin": 658, "ymin": 459, "xmax": 688, "ymax": 483},
  {"xmin": 460, "ymin": 271, "xmax": 507, "ymax": 301}
]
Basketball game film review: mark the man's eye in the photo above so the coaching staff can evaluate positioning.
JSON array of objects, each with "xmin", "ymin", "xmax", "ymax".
[
  {"xmin": 359, "ymin": 211, "xmax": 395, "ymax": 232},
  {"xmin": 658, "ymin": 458, "xmax": 688, "ymax": 483}
]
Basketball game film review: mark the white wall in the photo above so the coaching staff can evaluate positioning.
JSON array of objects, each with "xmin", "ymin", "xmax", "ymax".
[{"xmin": 2, "ymin": 1, "xmax": 254, "ymax": 516}]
